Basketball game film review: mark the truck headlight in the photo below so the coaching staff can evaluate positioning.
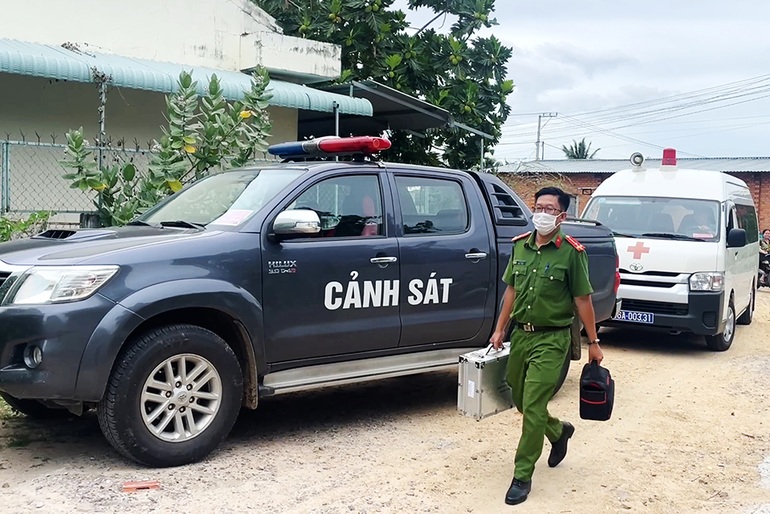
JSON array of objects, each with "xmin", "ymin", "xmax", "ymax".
[
  {"xmin": 1, "ymin": 266, "xmax": 119, "ymax": 305},
  {"xmin": 689, "ymin": 272, "xmax": 724, "ymax": 292}
]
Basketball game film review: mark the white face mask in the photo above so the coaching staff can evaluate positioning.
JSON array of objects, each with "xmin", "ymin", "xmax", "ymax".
[{"xmin": 532, "ymin": 212, "xmax": 559, "ymax": 235}]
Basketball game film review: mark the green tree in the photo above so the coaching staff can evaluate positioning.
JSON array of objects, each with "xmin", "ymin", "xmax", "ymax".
[
  {"xmin": 255, "ymin": 0, "xmax": 513, "ymax": 170},
  {"xmin": 561, "ymin": 138, "xmax": 600, "ymax": 159},
  {"xmin": 61, "ymin": 68, "xmax": 273, "ymax": 227}
]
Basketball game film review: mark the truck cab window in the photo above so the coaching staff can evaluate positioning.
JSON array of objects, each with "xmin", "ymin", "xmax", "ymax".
[
  {"xmin": 286, "ymin": 175, "xmax": 383, "ymax": 238},
  {"xmin": 395, "ymin": 176, "xmax": 469, "ymax": 235}
]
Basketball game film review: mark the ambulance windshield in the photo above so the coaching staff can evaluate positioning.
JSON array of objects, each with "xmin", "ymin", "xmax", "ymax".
[{"xmin": 583, "ymin": 196, "xmax": 720, "ymax": 242}]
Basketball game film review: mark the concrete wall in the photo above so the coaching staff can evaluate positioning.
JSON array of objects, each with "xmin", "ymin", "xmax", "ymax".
[
  {"xmin": 0, "ymin": 73, "xmax": 297, "ymax": 149},
  {"xmin": 0, "ymin": 0, "xmax": 340, "ymax": 82},
  {"xmin": 0, "ymin": 73, "xmax": 297, "ymax": 221}
]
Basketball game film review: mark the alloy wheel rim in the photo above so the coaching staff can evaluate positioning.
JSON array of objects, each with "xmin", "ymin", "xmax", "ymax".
[{"xmin": 140, "ymin": 353, "xmax": 222, "ymax": 443}]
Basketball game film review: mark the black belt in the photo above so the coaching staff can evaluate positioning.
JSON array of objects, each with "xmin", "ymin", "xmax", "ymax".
[{"xmin": 515, "ymin": 322, "xmax": 570, "ymax": 333}]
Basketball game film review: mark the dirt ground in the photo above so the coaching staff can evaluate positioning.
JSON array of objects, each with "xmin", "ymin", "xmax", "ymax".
[{"xmin": 3, "ymin": 296, "xmax": 770, "ymax": 513}]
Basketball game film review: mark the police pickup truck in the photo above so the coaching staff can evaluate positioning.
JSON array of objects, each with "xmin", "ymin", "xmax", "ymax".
[{"xmin": 0, "ymin": 136, "xmax": 619, "ymax": 467}]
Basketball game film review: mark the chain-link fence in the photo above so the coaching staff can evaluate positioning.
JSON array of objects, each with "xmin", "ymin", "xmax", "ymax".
[
  {"xmin": 0, "ymin": 141, "xmax": 281, "ymax": 228},
  {"xmin": 0, "ymin": 140, "xmax": 158, "ymax": 227}
]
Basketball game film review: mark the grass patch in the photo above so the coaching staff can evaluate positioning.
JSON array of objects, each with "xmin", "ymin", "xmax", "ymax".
[{"xmin": 0, "ymin": 396, "xmax": 16, "ymax": 420}]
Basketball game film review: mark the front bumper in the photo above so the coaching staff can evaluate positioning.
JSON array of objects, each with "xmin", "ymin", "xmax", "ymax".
[
  {"xmin": 604, "ymin": 291, "xmax": 724, "ymax": 335},
  {"xmin": 0, "ymin": 293, "xmax": 116, "ymax": 400}
]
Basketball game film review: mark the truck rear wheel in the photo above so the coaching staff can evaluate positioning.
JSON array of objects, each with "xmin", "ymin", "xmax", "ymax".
[
  {"xmin": 98, "ymin": 324, "xmax": 243, "ymax": 467},
  {"xmin": 705, "ymin": 298, "xmax": 736, "ymax": 352}
]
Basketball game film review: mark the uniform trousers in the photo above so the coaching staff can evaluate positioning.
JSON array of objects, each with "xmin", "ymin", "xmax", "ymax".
[{"xmin": 505, "ymin": 327, "xmax": 571, "ymax": 481}]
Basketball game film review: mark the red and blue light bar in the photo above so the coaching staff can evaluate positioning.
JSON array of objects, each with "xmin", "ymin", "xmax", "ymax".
[{"xmin": 267, "ymin": 136, "xmax": 391, "ymax": 159}]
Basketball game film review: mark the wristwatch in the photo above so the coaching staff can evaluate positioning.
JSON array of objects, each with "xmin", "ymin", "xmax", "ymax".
[{"xmin": 587, "ymin": 339, "xmax": 600, "ymax": 346}]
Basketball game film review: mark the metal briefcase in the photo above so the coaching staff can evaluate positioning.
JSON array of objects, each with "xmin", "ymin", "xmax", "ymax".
[{"xmin": 457, "ymin": 343, "xmax": 514, "ymax": 421}]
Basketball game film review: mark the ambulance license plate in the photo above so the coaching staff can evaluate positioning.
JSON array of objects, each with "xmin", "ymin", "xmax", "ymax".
[{"xmin": 614, "ymin": 310, "xmax": 654, "ymax": 324}]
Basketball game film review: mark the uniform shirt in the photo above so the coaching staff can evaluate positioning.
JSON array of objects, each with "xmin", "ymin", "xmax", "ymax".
[{"xmin": 502, "ymin": 228, "xmax": 594, "ymax": 327}]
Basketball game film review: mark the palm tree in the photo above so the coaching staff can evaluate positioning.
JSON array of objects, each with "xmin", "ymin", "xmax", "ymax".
[{"xmin": 561, "ymin": 138, "xmax": 600, "ymax": 159}]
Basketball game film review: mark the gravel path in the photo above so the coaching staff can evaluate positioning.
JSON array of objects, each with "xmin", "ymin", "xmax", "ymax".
[{"xmin": 3, "ymin": 294, "xmax": 770, "ymax": 513}]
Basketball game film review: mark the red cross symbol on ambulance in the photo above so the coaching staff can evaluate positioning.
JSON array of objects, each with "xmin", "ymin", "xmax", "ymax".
[{"xmin": 627, "ymin": 241, "xmax": 650, "ymax": 259}]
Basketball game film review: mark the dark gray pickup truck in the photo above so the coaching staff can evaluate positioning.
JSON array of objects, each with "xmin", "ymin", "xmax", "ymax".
[{"xmin": 0, "ymin": 138, "xmax": 619, "ymax": 467}]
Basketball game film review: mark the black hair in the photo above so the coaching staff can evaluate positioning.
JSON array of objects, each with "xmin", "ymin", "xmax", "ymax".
[
  {"xmin": 535, "ymin": 186, "xmax": 570, "ymax": 213},
  {"xmin": 763, "ymin": 228, "xmax": 770, "ymax": 235}
]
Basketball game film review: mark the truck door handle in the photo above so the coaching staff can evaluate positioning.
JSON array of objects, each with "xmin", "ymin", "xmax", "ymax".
[
  {"xmin": 465, "ymin": 252, "xmax": 488, "ymax": 260},
  {"xmin": 370, "ymin": 256, "xmax": 398, "ymax": 264}
]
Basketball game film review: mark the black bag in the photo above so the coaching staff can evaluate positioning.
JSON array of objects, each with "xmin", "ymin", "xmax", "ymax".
[{"xmin": 579, "ymin": 360, "xmax": 615, "ymax": 421}]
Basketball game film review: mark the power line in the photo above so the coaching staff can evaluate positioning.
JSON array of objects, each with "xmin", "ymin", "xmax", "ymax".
[{"xmin": 499, "ymin": 74, "xmax": 770, "ymax": 140}]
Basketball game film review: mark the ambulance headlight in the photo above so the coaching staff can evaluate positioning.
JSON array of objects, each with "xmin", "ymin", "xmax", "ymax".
[{"xmin": 689, "ymin": 272, "xmax": 724, "ymax": 292}]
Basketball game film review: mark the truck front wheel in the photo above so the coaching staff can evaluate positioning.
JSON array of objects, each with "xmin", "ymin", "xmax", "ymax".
[{"xmin": 98, "ymin": 324, "xmax": 243, "ymax": 467}]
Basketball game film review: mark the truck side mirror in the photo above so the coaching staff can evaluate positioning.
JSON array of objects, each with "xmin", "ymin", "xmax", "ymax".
[
  {"xmin": 727, "ymin": 227, "xmax": 746, "ymax": 248},
  {"xmin": 272, "ymin": 209, "xmax": 321, "ymax": 238}
]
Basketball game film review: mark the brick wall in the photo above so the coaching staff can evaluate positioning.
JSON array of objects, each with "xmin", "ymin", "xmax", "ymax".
[
  {"xmin": 735, "ymin": 172, "xmax": 770, "ymax": 231},
  {"xmin": 498, "ymin": 172, "xmax": 606, "ymax": 216},
  {"xmin": 501, "ymin": 171, "xmax": 770, "ymax": 229}
]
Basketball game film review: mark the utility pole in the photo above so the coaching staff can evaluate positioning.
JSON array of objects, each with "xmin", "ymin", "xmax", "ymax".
[{"xmin": 535, "ymin": 112, "xmax": 558, "ymax": 160}]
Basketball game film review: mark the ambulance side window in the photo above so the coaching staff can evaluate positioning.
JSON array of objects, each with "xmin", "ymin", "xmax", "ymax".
[
  {"xmin": 726, "ymin": 207, "xmax": 736, "ymax": 233},
  {"xmin": 735, "ymin": 204, "xmax": 759, "ymax": 243}
]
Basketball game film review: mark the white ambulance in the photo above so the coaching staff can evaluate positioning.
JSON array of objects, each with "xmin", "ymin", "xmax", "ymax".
[{"xmin": 581, "ymin": 148, "xmax": 759, "ymax": 351}]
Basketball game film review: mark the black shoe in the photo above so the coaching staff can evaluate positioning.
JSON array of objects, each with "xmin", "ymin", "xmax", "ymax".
[
  {"xmin": 548, "ymin": 421, "xmax": 575, "ymax": 468},
  {"xmin": 504, "ymin": 478, "xmax": 531, "ymax": 505}
]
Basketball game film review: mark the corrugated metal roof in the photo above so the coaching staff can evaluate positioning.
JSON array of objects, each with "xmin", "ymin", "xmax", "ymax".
[
  {"xmin": 500, "ymin": 157, "xmax": 770, "ymax": 174},
  {"xmin": 0, "ymin": 38, "xmax": 373, "ymax": 116}
]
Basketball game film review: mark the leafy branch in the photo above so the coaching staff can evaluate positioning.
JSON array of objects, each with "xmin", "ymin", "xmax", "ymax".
[{"xmin": 61, "ymin": 68, "xmax": 273, "ymax": 227}]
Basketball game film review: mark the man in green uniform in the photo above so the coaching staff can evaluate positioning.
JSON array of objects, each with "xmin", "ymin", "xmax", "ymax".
[{"xmin": 490, "ymin": 186, "xmax": 604, "ymax": 506}]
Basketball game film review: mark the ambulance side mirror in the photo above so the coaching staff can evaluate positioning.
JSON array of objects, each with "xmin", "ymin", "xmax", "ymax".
[{"xmin": 727, "ymin": 228, "xmax": 746, "ymax": 248}]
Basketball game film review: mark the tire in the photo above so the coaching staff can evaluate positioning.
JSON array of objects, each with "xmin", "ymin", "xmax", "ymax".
[
  {"xmin": 0, "ymin": 392, "xmax": 73, "ymax": 419},
  {"xmin": 705, "ymin": 298, "xmax": 736, "ymax": 352},
  {"xmin": 97, "ymin": 324, "xmax": 243, "ymax": 468},
  {"xmin": 737, "ymin": 285, "xmax": 755, "ymax": 325}
]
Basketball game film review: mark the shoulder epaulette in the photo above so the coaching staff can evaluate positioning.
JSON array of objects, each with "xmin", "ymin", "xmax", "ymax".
[
  {"xmin": 565, "ymin": 234, "xmax": 585, "ymax": 251},
  {"xmin": 511, "ymin": 231, "xmax": 531, "ymax": 243}
]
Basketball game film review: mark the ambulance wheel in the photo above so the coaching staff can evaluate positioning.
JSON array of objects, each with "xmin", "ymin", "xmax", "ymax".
[
  {"xmin": 737, "ymin": 285, "xmax": 754, "ymax": 326},
  {"xmin": 705, "ymin": 298, "xmax": 735, "ymax": 352}
]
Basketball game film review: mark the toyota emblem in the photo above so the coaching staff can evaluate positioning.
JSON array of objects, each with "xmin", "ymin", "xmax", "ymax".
[{"xmin": 629, "ymin": 262, "xmax": 644, "ymax": 272}]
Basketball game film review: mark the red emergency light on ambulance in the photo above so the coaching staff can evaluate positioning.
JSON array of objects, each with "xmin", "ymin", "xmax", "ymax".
[{"xmin": 580, "ymin": 147, "xmax": 759, "ymax": 352}]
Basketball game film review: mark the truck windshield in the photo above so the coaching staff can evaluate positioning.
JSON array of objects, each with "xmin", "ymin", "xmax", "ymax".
[
  {"xmin": 138, "ymin": 168, "xmax": 305, "ymax": 227},
  {"xmin": 583, "ymin": 196, "xmax": 721, "ymax": 242}
]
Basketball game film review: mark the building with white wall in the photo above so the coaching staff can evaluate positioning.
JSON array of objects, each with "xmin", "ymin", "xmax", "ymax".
[{"xmin": 0, "ymin": 0, "xmax": 373, "ymax": 220}]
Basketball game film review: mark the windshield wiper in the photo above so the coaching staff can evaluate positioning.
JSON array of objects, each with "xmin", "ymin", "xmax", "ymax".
[
  {"xmin": 127, "ymin": 220, "xmax": 152, "ymax": 226},
  {"xmin": 159, "ymin": 220, "xmax": 206, "ymax": 230},
  {"xmin": 641, "ymin": 232, "xmax": 706, "ymax": 241},
  {"xmin": 611, "ymin": 230, "xmax": 636, "ymax": 238}
]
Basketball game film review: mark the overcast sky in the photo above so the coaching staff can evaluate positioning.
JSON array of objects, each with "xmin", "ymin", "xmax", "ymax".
[{"xmin": 393, "ymin": 1, "xmax": 770, "ymax": 162}]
